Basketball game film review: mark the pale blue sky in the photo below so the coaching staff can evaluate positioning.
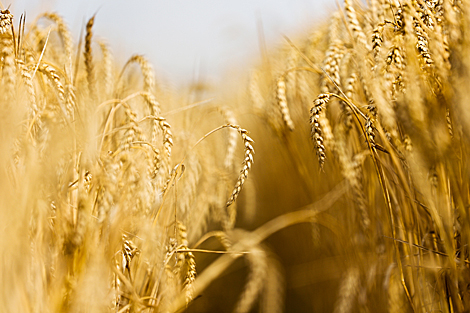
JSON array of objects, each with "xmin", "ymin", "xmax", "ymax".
[{"xmin": 9, "ymin": 0, "xmax": 336, "ymax": 86}]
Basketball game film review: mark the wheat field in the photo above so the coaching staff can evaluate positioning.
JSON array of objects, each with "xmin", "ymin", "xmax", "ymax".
[{"xmin": 1, "ymin": 0, "xmax": 470, "ymax": 312}]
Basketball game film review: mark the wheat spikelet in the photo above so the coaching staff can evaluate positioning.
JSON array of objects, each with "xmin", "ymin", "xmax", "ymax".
[
  {"xmin": 0, "ymin": 9, "xmax": 13, "ymax": 34},
  {"xmin": 154, "ymin": 116, "xmax": 173, "ymax": 191},
  {"xmin": 342, "ymin": 72, "xmax": 357, "ymax": 130},
  {"xmin": 234, "ymin": 245, "xmax": 267, "ymax": 313},
  {"xmin": 364, "ymin": 116, "xmax": 376, "ymax": 148},
  {"xmin": 310, "ymin": 93, "xmax": 330, "ymax": 169},
  {"xmin": 18, "ymin": 61, "xmax": 37, "ymax": 117},
  {"xmin": 393, "ymin": 4, "xmax": 405, "ymax": 33},
  {"xmin": 275, "ymin": 76, "xmax": 295, "ymax": 131},
  {"xmin": 322, "ymin": 42, "xmax": 345, "ymax": 93},
  {"xmin": 370, "ymin": 0, "xmax": 385, "ymax": 24},
  {"xmin": 124, "ymin": 54, "xmax": 156, "ymax": 93},
  {"xmin": 84, "ymin": 15, "xmax": 96, "ymax": 100},
  {"xmin": 372, "ymin": 24, "xmax": 384, "ymax": 61},
  {"xmin": 98, "ymin": 41, "xmax": 114, "ymax": 97},
  {"xmin": 226, "ymin": 125, "xmax": 254, "ymax": 210},
  {"xmin": 40, "ymin": 13, "xmax": 73, "ymax": 67},
  {"xmin": 157, "ymin": 116, "xmax": 173, "ymax": 158},
  {"xmin": 121, "ymin": 234, "xmax": 139, "ymax": 278},
  {"xmin": 64, "ymin": 83, "xmax": 76, "ymax": 120},
  {"xmin": 329, "ymin": 12, "xmax": 342, "ymax": 43},
  {"xmin": 174, "ymin": 221, "xmax": 197, "ymax": 305},
  {"xmin": 0, "ymin": 10, "xmax": 16, "ymax": 101},
  {"xmin": 140, "ymin": 91, "xmax": 161, "ymax": 144},
  {"xmin": 38, "ymin": 63, "xmax": 66, "ymax": 109},
  {"xmin": 344, "ymin": 0, "xmax": 371, "ymax": 50},
  {"xmin": 218, "ymin": 107, "xmax": 238, "ymax": 170},
  {"xmin": 413, "ymin": 20, "xmax": 434, "ymax": 71},
  {"xmin": 249, "ymin": 69, "xmax": 265, "ymax": 112},
  {"xmin": 446, "ymin": 108, "xmax": 453, "ymax": 138},
  {"xmin": 118, "ymin": 103, "xmax": 145, "ymax": 152}
]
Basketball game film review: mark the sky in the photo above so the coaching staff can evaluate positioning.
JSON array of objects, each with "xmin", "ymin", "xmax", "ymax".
[{"xmin": 8, "ymin": 0, "xmax": 336, "ymax": 86}]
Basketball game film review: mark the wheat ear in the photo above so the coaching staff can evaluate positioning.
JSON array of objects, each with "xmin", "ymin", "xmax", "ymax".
[
  {"xmin": 124, "ymin": 54, "xmax": 156, "ymax": 93},
  {"xmin": 310, "ymin": 93, "xmax": 330, "ymax": 169},
  {"xmin": 276, "ymin": 76, "xmax": 295, "ymax": 131},
  {"xmin": 40, "ymin": 13, "xmax": 73, "ymax": 65},
  {"xmin": 84, "ymin": 15, "xmax": 96, "ymax": 99},
  {"xmin": 218, "ymin": 107, "xmax": 238, "ymax": 170},
  {"xmin": 175, "ymin": 221, "xmax": 197, "ymax": 305},
  {"xmin": 226, "ymin": 125, "xmax": 255, "ymax": 209},
  {"xmin": 0, "ymin": 9, "xmax": 16, "ymax": 100},
  {"xmin": 344, "ymin": 0, "xmax": 371, "ymax": 50}
]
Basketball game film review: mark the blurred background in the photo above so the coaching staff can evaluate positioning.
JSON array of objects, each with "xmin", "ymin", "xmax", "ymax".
[{"xmin": 9, "ymin": 0, "xmax": 336, "ymax": 87}]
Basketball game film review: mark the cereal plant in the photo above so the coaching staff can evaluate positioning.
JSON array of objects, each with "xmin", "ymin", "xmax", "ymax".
[{"xmin": 1, "ymin": 0, "xmax": 470, "ymax": 312}]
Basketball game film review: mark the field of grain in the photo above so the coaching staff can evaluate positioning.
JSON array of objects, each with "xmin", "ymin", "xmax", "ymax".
[{"xmin": 1, "ymin": 0, "xmax": 470, "ymax": 312}]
